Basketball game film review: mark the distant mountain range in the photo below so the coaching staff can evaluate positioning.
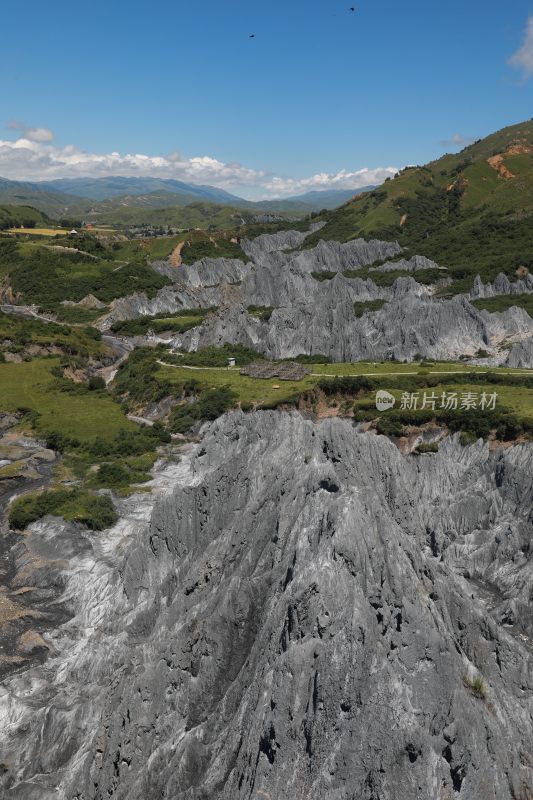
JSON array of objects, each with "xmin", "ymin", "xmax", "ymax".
[
  {"xmin": 0, "ymin": 177, "xmax": 89, "ymax": 217},
  {"xmin": 0, "ymin": 176, "xmax": 375, "ymax": 220},
  {"xmin": 38, "ymin": 176, "xmax": 244, "ymax": 205}
]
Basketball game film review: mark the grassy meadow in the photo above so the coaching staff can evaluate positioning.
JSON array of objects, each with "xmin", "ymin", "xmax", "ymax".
[{"xmin": 0, "ymin": 358, "xmax": 134, "ymax": 441}]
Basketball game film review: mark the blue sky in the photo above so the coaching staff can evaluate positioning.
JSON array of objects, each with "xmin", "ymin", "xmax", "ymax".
[{"xmin": 1, "ymin": 0, "xmax": 533, "ymax": 198}]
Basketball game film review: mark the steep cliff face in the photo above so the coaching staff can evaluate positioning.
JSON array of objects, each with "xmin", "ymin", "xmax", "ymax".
[{"xmin": 1, "ymin": 412, "xmax": 532, "ymax": 800}]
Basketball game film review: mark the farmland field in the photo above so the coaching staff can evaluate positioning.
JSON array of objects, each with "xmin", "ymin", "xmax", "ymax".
[{"xmin": 7, "ymin": 227, "xmax": 70, "ymax": 236}]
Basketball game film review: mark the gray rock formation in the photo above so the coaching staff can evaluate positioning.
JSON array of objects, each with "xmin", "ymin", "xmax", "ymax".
[
  {"xmin": 240, "ymin": 222, "xmax": 327, "ymax": 260},
  {"xmin": 505, "ymin": 336, "xmax": 533, "ymax": 368},
  {"xmin": 172, "ymin": 296, "xmax": 533, "ymax": 362},
  {"xmin": 242, "ymin": 235, "xmax": 401, "ymax": 273},
  {"xmin": 469, "ymin": 272, "xmax": 533, "ymax": 299},
  {"xmin": 96, "ymin": 232, "xmax": 407, "ymax": 331},
  {"xmin": 1, "ymin": 412, "xmax": 532, "ymax": 799},
  {"xmin": 93, "ymin": 226, "xmax": 533, "ymax": 364}
]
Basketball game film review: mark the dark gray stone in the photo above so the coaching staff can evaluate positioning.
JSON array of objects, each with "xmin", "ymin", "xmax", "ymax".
[{"xmin": 1, "ymin": 413, "xmax": 532, "ymax": 799}]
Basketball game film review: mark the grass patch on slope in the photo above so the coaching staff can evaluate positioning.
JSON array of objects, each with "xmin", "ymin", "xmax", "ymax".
[
  {"xmin": 110, "ymin": 308, "xmax": 214, "ymax": 337},
  {"xmin": 354, "ymin": 300, "xmax": 387, "ymax": 316},
  {"xmin": 157, "ymin": 363, "xmax": 314, "ymax": 410},
  {"xmin": 471, "ymin": 294, "xmax": 533, "ymax": 316},
  {"xmin": 0, "ymin": 312, "xmax": 106, "ymax": 358},
  {"xmin": 0, "ymin": 358, "xmax": 133, "ymax": 440}
]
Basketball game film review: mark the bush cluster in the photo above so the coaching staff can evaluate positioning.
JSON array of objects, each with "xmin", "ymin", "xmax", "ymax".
[
  {"xmin": 169, "ymin": 343, "xmax": 262, "ymax": 368},
  {"xmin": 170, "ymin": 386, "xmax": 236, "ymax": 433},
  {"xmin": 9, "ymin": 489, "xmax": 117, "ymax": 531}
]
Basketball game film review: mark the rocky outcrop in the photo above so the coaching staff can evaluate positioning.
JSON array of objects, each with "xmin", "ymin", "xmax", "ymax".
[
  {"xmin": 243, "ymin": 235, "xmax": 402, "ymax": 273},
  {"xmin": 0, "ymin": 413, "xmax": 532, "ymax": 799},
  {"xmin": 61, "ymin": 294, "xmax": 106, "ymax": 309},
  {"xmin": 505, "ymin": 336, "xmax": 533, "ymax": 368},
  {"xmin": 172, "ymin": 296, "xmax": 533, "ymax": 362},
  {"xmin": 0, "ymin": 418, "xmax": 59, "ymax": 679},
  {"xmin": 240, "ymin": 224, "xmax": 325, "ymax": 259},
  {"xmin": 469, "ymin": 272, "xmax": 533, "ymax": 299}
]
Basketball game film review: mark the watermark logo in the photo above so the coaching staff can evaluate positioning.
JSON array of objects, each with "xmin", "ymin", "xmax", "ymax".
[
  {"xmin": 375, "ymin": 390, "xmax": 396, "ymax": 411},
  {"xmin": 399, "ymin": 390, "xmax": 498, "ymax": 411},
  {"xmin": 375, "ymin": 389, "xmax": 498, "ymax": 412}
]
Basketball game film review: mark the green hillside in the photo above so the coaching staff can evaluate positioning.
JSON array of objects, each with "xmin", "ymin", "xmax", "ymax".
[
  {"xmin": 0, "ymin": 238, "xmax": 170, "ymax": 313},
  {"xmin": 83, "ymin": 200, "xmax": 260, "ymax": 228},
  {"xmin": 304, "ymin": 119, "xmax": 533, "ymax": 289},
  {"xmin": 0, "ymin": 204, "xmax": 49, "ymax": 230}
]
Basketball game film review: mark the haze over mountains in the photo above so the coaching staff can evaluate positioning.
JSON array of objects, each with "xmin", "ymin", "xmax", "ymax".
[{"xmin": 0, "ymin": 174, "xmax": 376, "ymax": 220}]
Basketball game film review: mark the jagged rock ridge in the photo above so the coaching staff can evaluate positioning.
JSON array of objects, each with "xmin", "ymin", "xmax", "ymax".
[
  {"xmin": 470, "ymin": 272, "xmax": 533, "ymax": 299},
  {"xmin": 173, "ymin": 295, "xmax": 533, "ymax": 362},
  {"xmin": 96, "ymin": 227, "xmax": 533, "ymax": 363},
  {"xmin": 97, "ymin": 232, "xmax": 409, "ymax": 330},
  {"xmin": 1, "ymin": 412, "xmax": 532, "ymax": 799}
]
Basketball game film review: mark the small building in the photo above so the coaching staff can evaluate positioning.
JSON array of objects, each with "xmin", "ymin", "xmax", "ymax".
[
  {"xmin": 227, "ymin": 358, "xmax": 236, "ymax": 368},
  {"xmin": 68, "ymin": 229, "xmax": 78, "ymax": 236}
]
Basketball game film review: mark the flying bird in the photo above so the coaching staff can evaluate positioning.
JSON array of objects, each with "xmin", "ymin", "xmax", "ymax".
[
  {"xmin": 249, "ymin": 33, "xmax": 255, "ymax": 38},
  {"xmin": 349, "ymin": 6, "xmax": 355, "ymax": 10}
]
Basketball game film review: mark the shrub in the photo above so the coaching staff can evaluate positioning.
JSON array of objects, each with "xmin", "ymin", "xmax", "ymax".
[
  {"xmin": 463, "ymin": 673, "xmax": 486, "ymax": 699},
  {"xmin": 88, "ymin": 375, "xmax": 106, "ymax": 391},
  {"xmin": 291, "ymin": 353, "xmax": 332, "ymax": 364},
  {"xmin": 416, "ymin": 442, "xmax": 439, "ymax": 454},
  {"xmin": 354, "ymin": 300, "xmax": 386, "ymax": 317},
  {"xmin": 8, "ymin": 244, "xmax": 170, "ymax": 307},
  {"xmin": 44, "ymin": 430, "xmax": 81, "ymax": 452},
  {"xmin": 247, "ymin": 305, "xmax": 274, "ymax": 321},
  {"xmin": 311, "ymin": 271, "xmax": 336, "ymax": 281},
  {"xmin": 9, "ymin": 489, "xmax": 117, "ymax": 531},
  {"xmin": 93, "ymin": 462, "xmax": 130, "ymax": 487},
  {"xmin": 376, "ymin": 416, "xmax": 404, "ymax": 437}
]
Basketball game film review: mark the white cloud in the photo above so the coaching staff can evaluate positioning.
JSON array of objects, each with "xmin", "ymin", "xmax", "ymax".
[
  {"xmin": 6, "ymin": 120, "xmax": 54, "ymax": 142},
  {"xmin": 0, "ymin": 136, "xmax": 265, "ymax": 187},
  {"xmin": 0, "ymin": 133, "xmax": 396, "ymax": 199},
  {"xmin": 262, "ymin": 167, "xmax": 397, "ymax": 197},
  {"xmin": 509, "ymin": 16, "xmax": 533, "ymax": 79},
  {"xmin": 439, "ymin": 133, "xmax": 475, "ymax": 150}
]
